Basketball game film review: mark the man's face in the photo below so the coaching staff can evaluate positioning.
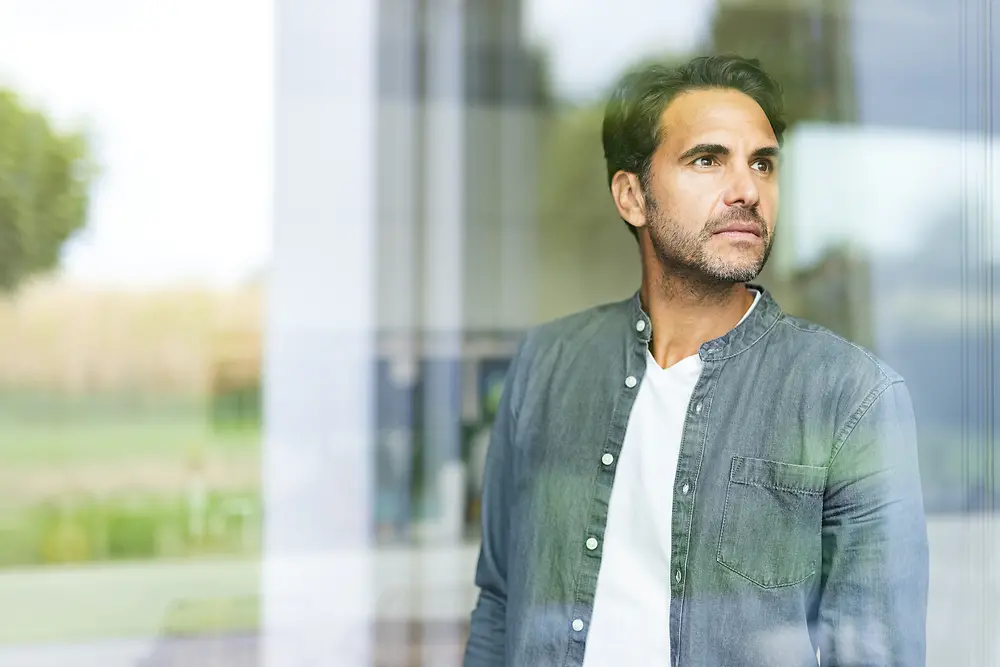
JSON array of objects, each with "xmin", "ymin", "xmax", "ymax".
[{"xmin": 641, "ymin": 88, "xmax": 779, "ymax": 284}]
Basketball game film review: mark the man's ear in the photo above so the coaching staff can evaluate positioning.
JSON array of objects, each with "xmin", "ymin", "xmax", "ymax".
[{"xmin": 610, "ymin": 171, "xmax": 648, "ymax": 232}]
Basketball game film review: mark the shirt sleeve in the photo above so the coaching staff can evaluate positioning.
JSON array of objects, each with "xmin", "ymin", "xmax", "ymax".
[
  {"xmin": 463, "ymin": 335, "xmax": 528, "ymax": 667},
  {"xmin": 814, "ymin": 380, "xmax": 929, "ymax": 666}
]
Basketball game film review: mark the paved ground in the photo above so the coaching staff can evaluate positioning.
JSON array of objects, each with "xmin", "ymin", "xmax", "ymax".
[
  {"xmin": 0, "ymin": 516, "xmax": 997, "ymax": 666},
  {"xmin": 0, "ymin": 623, "xmax": 470, "ymax": 667}
]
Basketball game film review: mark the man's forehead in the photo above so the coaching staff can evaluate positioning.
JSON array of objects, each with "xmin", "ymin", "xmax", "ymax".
[{"xmin": 660, "ymin": 88, "xmax": 776, "ymax": 149}]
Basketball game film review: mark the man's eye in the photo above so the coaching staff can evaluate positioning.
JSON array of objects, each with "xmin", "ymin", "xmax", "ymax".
[
  {"xmin": 693, "ymin": 156, "xmax": 716, "ymax": 167},
  {"xmin": 752, "ymin": 159, "xmax": 774, "ymax": 172}
]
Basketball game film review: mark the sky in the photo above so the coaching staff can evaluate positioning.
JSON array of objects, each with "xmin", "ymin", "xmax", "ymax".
[
  {"xmin": 523, "ymin": 0, "xmax": 716, "ymax": 101},
  {"xmin": 781, "ymin": 123, "xmax": 1000, "ymax": 268},
  {"xmin": 0, "ymin": 0, "xmax": 273, "ymax": 288}
]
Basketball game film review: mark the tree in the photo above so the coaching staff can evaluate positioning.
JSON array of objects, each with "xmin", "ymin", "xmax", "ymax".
[
  {"xmin": 536, "ymin": 53, "xmax": 691, "ymax": 251},
  {"xmin": 534, "ymin": 55, "xmax": 691, "ymax": 319},
  {"xmin": 0, "ymin": 89, "xmax": 95, "ymax": 291},
  {"xmin": 707, "ymin": 0, "xmax": 857, "ymax": 126},
  {"xmin": 534, "ymin": 101, "xmax": 639, "ymax": 319}
]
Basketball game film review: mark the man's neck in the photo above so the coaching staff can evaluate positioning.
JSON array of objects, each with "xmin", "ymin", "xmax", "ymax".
[{"xmin": 639, "ymin": 268, "xmax": 756, "ymax": 371}]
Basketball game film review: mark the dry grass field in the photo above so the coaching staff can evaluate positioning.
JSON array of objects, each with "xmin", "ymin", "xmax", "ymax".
[{"xmin": 0, "ymin": 275, "xmax": 263, "ymax": 397}]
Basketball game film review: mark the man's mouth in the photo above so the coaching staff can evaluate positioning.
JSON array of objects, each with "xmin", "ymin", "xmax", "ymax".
[{"xmin": 712, "ymin": 222, "xmax": 762, "ymax": 238}]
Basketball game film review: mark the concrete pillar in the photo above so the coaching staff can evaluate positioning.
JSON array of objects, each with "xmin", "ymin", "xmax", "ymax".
[{"xmin": 263, "ymin": 1, "xmax": 377, "ymax": 665}]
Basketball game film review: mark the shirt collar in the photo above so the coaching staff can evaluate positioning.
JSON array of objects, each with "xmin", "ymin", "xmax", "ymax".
[{"xmin": 628, "ymin": 283, "xmax": 783, "ymax": 361}]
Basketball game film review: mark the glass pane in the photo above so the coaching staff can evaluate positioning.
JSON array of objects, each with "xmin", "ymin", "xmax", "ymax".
[{"xmin": 5, "ymin": 0, "xmax": 995, "ymax": 665}]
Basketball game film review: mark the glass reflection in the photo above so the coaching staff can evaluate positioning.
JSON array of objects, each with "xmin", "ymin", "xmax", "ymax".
[{"xmin": 0, "ymin": 0, "xmax": 995, "ymax": 665}]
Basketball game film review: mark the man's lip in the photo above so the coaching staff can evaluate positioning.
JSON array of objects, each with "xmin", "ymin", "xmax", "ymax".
[{"xmin": 714, "ymin": 226, "xmax": 761, "ymax": 236}]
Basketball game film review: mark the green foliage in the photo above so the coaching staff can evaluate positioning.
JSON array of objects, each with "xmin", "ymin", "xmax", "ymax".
[
  {"xmin": 0, "ymin": 490, "xmax": 261, "ymax": 567},
  {"xmin": 0, "ymin": 89, "xmax": 95, "ymax": 290},
  {"xmin": 533, "ymin": 102, "xmax": 641, "ymax": 318},
  {"xmin": 533, "ymin": 54, "xmax": 689, "ymax": 317},
  {"xmin": 537, "ymin": 104, "xmax": 618, "ymax": 252}
]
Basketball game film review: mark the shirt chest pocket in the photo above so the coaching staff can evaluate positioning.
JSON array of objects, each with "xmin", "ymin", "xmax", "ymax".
[{"xmin": 716, "ymin": 456, "xmax": 828, "ymax": 589}]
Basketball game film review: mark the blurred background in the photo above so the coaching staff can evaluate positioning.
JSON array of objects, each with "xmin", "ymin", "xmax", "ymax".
[{"xmin": 0, "ymin": 0, "xmax": 996, "ymax": 665}]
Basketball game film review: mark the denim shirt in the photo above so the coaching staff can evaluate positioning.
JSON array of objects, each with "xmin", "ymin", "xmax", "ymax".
[{"xmin": 463, "ymin": 286, "xmax": 929, "ymax": 667}]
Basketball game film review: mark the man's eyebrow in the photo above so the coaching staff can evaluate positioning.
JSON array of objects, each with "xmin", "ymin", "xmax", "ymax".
[
  {"xmin": 678, "ymin": 143, "xmax": 729, "ymax": 161},
  {"xmin": 753, "ymin": 145, "xmax": 781, "ymax": 158},
  {"xmin": 678, "ymin": 143, "xmax": 782, "ymax": 161}
]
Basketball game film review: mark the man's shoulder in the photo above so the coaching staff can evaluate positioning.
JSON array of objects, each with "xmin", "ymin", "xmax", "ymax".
[
  {"xmin": 773, "ymin": 313, "xmax": 904, "ymax": 387},
  {"xmin": 518, "ymin": 295, "xmax": 632, "ymax": 361},
  {"xmin": 501, "ymin": 297, "xmax": 630, "ymax": 412}
]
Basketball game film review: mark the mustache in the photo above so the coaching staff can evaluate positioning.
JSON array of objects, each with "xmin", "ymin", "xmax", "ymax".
[{"xmin": 705, "ymin": 208, "xmax": 767, "ymax": 236}]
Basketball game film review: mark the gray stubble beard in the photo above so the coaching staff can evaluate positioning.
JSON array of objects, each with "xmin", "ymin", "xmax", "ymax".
[{"xmin": 646, "ymin": 197, "xmax": 773, "ymax": 287}]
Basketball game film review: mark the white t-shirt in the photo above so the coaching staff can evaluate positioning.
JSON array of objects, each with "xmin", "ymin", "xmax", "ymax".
[{"xmin": 582, "ymin": 288, "xmax": 762, "ymax": 666}]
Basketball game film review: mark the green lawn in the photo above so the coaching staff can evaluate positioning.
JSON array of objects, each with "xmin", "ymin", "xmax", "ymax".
[{"xmin": 0, "ymin": 397, "xmax": 258, "ymax": 468}]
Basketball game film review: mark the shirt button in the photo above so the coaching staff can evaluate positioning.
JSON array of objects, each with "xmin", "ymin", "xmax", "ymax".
[
  {"xmin": 636, "ymin": 320, "xmax": 646, "ymax": 332},
  {"xmin": 586, "ymin": 537, "xmax": 599, "ymax": 551},
  {"xmin": 681, "ymin": 482, "xmax": 690, "ymax": 495},
  {"xmin": 602, "ymin": 453, "xmax": 614, "ymax": 466},
  {"xmin": 572, "ymin": 619, "xmax": 584, "ymax": 632},
  {"xmin": 625, "ymin": 375, "xmax": 637, "ymax": 388},
  {"xmin": 675, "ymin": 569, "xmax": 682, "ymax": 583},
  {"xmin": 695, "ymin": 402, "xmax": 703, "ymax": 414}
]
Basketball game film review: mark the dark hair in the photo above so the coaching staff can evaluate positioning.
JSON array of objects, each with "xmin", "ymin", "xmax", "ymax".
[{"xmin": 602, "ymin": 54, "xmax": 786, "ymax": 239}]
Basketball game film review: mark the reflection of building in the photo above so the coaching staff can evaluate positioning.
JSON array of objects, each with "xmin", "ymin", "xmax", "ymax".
[
  {"xmin": 373, "ymin": 330, "xmax": 519, "ymax": 542},
  {"xmin": 374, "ymin": 1, "xmax": 543, "ymax": 542},
  {"xmin": 377, "ymin": 0, "xmax": 544, "ymax": 335}
]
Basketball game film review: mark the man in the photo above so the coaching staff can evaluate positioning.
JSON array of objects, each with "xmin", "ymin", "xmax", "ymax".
[{"xmin": 463, "ymin": 54, "xmax": 928, "ymax": 667}]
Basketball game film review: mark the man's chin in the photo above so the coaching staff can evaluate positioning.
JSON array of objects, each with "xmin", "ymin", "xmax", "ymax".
[
  {"xmin": 703, "ymin": 251, "xmax": 768, "ymax": 283},
  {"xmin": 702, "ymin": 265, "xmax": 763, "ymax": 284}
]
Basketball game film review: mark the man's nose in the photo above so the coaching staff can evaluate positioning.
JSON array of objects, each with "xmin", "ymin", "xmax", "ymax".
[{"xmin": 723, "ymin": 164, "xmax": 760, "ymax": 208}]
